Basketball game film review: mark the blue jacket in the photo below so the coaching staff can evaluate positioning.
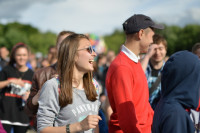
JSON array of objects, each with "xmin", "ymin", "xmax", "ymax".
[{"xmin": 152, "ymin": 51, "xmax": 200, "ymax": 133}]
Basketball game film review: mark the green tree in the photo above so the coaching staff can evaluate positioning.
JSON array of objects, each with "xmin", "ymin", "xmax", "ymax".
[
  {"xmin": 104, "ymin": 29, "xmax": 125, "ymax": 54},
  {"xmin": 0, "ymin": 22, "xmax": 56, "ymax": 55},
  {"xmin": 177, "ymin": 25, "xmax": 200, "ymax": 52}
]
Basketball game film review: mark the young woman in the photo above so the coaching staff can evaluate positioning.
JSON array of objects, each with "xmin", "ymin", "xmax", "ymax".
[
  {"xmin": 0, "ymin": 43, "xmax": 34, "ymax": 133},
  {"xmin": 37, "ymin": 34, "xmax": 102, "ymax": 133}
]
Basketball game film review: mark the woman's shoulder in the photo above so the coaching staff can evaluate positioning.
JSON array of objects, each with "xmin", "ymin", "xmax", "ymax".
[
  {"xmin": 45, "ymin": 77, "xmax": 58, "ymax": 86},
  {"xmin": 42, "ymin": 78, "xmax": 58, "ymax": 90},
  {"xmin": 41, "ymin": 78, "xmax": 59, "ymax": 95}
]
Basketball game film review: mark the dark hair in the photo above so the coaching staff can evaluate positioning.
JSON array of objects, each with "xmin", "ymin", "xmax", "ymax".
[
  {"xmin": 97, "ymin": 54, "xmax": 106, "ymax": 64},
  {"xmin": 57, "ymin": 34, "xmax": 97, "ymax": 107},
  {"xmin": 9, "ymin": 42, "xmax": 29, "ymax": 66},
  {"xmin": 192, "ymin": 43, "xmax": 200, "ymax": 54},
  {"xmin": 0, "ymin": 45, "xmax": 7, "ymax": 49},
  {"xmin": 153, "ymin": 34, "xmax": 167, "ymax": 50}
]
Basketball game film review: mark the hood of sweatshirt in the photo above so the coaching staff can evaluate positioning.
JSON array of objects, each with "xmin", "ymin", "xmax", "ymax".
[{"xmin": 161, "ymin": 50, "xmax": 200, "ymax": 109}]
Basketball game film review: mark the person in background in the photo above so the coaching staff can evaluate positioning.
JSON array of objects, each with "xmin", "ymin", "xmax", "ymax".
[
  {"xmin": 37, "ymin": 34, "xmax": 101, "ymax": 133},
  {"xmin": 140, "ymin": 34, "xmax": 167, "ymax": 109},
  {"xmin": 25, "ymin": 30, "xmax": 74, "ymax": 129},
  {"xmin": 47, "ymin": 45, "xmax": 57, "ymax": 65},
  {"xmin": 0, "ymin": 45, "xmax": 9, "ymax": 71},
  {"xmin": 0, "ymin": 46, "xmax": 11, "ymax": 132},
  {"xmin": 106, "ymin": 14, "xmax": 164, "ymax": 133},
  {"xmin": 191, "ymin": 42, "xmax": 200, "ymax": 132},
  {"xmin": 192, "ymin": 42, "xmax": 200, "ymax": 58},
  {"xmin": 102, "ymin": 50, "xmax": 116, "ymax": 95},
  {"xmin": 93, "ymin": 53, "xmax": 107, "ymax": 100},
  {"xmin": 0, "ymin": 43, "xmax": 34, "ymax": 133},
  {"xmin": 40, "ymin": 58, "xmax": 50, "ymax": 68},
  {"xmin": 101, "ymin": 50, "xmax": 115, "ymax": 122},
  {"xmin": 28, "ymin": 53, "xmax": 38, "ymax": 71},
  {"xmin": 29, "ymin": 58, "xmax": 37, "ymax": 71},
  {"xmin": 152, "ymin": 50, "xmax": 200, "ymax": 133}
]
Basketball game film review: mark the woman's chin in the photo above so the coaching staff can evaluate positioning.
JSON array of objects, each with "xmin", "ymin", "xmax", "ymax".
[
  {"xmin": 17, "ymin": 63, "xmax": 27, "ymax": 67},
  {"xmin": 88, "ymin": 67, "xmax": 94, "ymax": 72}
]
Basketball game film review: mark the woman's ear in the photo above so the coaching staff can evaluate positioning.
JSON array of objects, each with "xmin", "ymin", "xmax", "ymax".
[{"xmin": 74, "ymin": 54, "xmax": 79, "ymax": 62}]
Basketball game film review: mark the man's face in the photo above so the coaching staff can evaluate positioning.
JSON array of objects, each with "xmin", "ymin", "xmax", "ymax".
[
  {"xmin": 151, "ymin": 43, "xmax": 167, "ymax": 63},
  {"xmin": 140, "ymin": 28, "xmax": 155, "ymax": 53}
]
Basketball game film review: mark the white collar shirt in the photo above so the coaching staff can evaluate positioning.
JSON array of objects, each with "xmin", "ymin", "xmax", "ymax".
[{"xmin": 121, "ymin": 45, "xmax": 140, "ymax": 63}]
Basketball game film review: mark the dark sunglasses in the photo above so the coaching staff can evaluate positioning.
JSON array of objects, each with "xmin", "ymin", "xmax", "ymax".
[{"xmin": 77, "ymin": 45, "xmax": 95, "ymax": 54}]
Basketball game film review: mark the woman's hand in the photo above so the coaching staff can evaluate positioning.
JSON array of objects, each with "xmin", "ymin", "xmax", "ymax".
[
  {"xmin": 79, "ymin": 115, "xmax": 102, "ymax": 131},
  {"xmin": 9, "ymin": 78, "xmax": 25, "ymax": 87},
  {"xmin": 39, "ymin": 115, "xmax": 102, "ymax": 133}
]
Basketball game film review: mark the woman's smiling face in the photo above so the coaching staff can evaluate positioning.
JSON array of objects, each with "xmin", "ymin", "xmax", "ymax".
[
  {"xmin": 75, "ymin": 38, "xmax": 97, "ymax": 73},
  {"xmin": 14, "ymin": 47, "xmax": 29, "ymax": 67}
]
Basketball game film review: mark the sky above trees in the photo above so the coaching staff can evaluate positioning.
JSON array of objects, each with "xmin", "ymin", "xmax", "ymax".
[{"xmin": 0, "ymin": 0, "xmax": 200, "ymax": 35}]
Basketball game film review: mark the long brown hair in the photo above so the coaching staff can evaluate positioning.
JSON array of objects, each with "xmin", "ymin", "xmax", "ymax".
[{"xmin": 57, "ymin": 34, "xmax": 97, "ymax": 107}]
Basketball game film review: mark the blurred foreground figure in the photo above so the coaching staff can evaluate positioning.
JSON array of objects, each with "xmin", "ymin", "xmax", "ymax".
[{"xmin": 152, "ymin": 51, "xmax": 200, "ymax": 133}]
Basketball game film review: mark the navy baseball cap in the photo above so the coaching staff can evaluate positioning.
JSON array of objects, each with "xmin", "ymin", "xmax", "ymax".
[{"xmin": 123, "ymin": 14, "xmax": 164, "ymax": 34}]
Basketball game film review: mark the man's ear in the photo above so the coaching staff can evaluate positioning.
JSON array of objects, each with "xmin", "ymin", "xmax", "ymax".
[{"xmin": 138, "ymin": 29, "xmax": 144, "ymax": 39}]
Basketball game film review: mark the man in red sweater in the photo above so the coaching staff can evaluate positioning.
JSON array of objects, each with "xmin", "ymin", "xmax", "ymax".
[{"xmin": 106, "ymin": 14, "xmax": 164, "ymax": 133}]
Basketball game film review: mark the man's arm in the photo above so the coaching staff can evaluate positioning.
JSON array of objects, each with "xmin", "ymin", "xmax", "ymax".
[
  {"xmin": 140, "ymin": 44, "xmax": 158, "ymax": 71},
  {"xmin": 111, "ymin": 66, "xmax": 140, "ymax": 133}
]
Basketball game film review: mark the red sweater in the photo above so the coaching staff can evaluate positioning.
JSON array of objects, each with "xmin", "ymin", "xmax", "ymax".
[{"xmin": 106, "ymin": 52, "xmax": 154, "ymax": 133}]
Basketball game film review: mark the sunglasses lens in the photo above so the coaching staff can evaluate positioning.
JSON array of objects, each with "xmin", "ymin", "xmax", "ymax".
[
  {"xmin": 89, "ymin": 46, "xmax": 93, "ymax": 54},
  {"xmin": 86, "ymin": 46, "xmax": 95, "ymax": 54}
]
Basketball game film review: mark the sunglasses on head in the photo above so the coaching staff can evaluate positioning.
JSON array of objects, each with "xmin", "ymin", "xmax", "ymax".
[{"xmin": 77, "ymin": 45, "xmax": 95, "ymax": 54}]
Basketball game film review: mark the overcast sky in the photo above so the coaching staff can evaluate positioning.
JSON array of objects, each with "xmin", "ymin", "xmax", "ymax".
[{"xmin": 0, "ymin": 0, "xmax": 200, "ymax": 36}]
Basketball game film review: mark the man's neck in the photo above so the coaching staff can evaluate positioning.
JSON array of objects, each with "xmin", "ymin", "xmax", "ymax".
[
  {"xmin": 150, "ymin": 59, "xmax": 164, "ymax": 70},
  {"xmin": 124, "ymin": 41, "xmax": 140, "ymax": 56}
]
